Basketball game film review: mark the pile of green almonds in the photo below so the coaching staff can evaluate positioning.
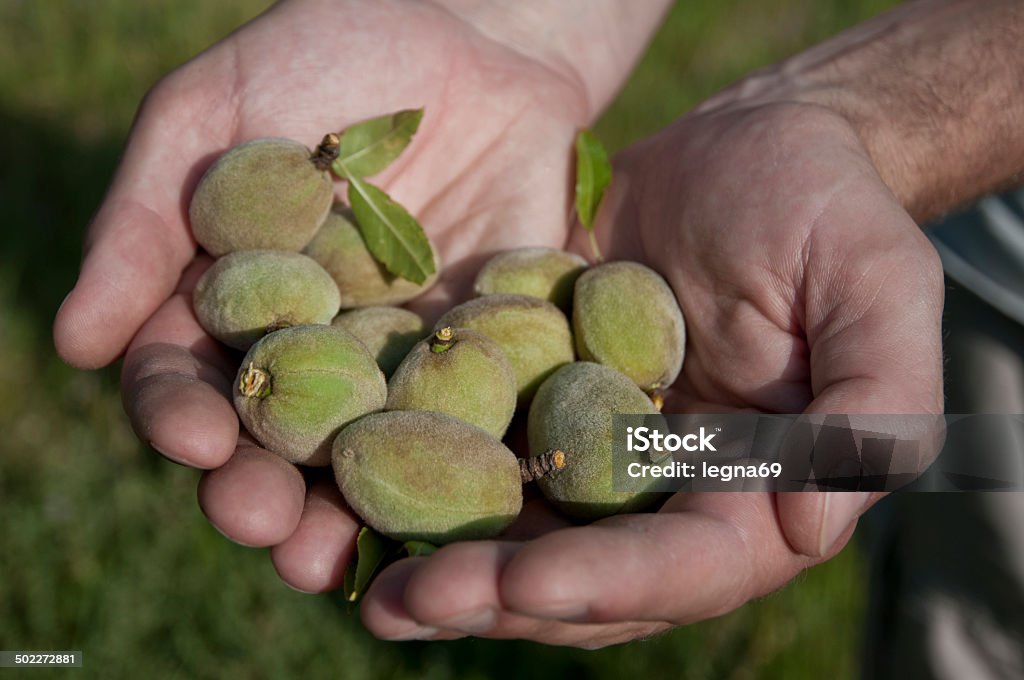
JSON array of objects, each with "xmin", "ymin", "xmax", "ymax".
[{"xmin": 190, "ymin": 134, "xmax": 686, "ymax": 545}]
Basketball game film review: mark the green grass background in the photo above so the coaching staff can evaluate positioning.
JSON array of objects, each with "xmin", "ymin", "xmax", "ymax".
[{"xmin": 0, "ymin": 1, "xmax": 899, "ymax": 678}]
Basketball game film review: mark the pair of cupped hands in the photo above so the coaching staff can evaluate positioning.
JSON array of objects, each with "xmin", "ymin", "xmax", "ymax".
[{"xmin": 53, "ymin": 0, "xmax": 943, "ymax": 647}]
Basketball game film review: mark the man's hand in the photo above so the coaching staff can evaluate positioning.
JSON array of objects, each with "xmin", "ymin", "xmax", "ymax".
[
  {"xmin": 360, "ymin": 0, "xmax": 1024, "ymax": 644},
  {"xmin": 357, "ymin": 100, "xmax": 945, "ymax": 646},
  {"xmin": 52, "ymin": 0, "xmax": 668, "ymax": 594}
]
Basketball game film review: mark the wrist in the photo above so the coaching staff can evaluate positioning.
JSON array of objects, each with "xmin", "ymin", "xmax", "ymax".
[{"xmin": 429, "ymin": 0, "xmax": 673, "ymax": 118}]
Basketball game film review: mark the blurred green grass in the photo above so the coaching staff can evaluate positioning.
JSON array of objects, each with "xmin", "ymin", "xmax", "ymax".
[{"xmin": 0, "ymin": 1, "xmax": 897, "ymax": 678}]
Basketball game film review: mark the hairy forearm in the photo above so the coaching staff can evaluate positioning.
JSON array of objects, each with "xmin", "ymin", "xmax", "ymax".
[
  {"xmin": 793, "ymin": 0, "xmax": 1024, "ymax": 222},
  {"xmin": 703, "ymin": 0, "xmax": 1024, "ymax": 223},
  {"xmin": 430, "ymin": 0, "xmax": 673, "ymax": 116}
]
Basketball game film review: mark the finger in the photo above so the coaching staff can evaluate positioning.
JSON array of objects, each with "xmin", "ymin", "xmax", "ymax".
[
  {"xmin": 54, "ymin": 79, "xmax": 222, "ymax": 369},
  {"xmin": 197, "ymin": 442, "xmax": 306, "ymax": 548},
  {"xmin": 270, "ymin": 479, "xmax": 361, "ymax": 593},
  {"xmin": 120, "ymin": 286, "xmax": 239, "ymax": 469},
  {"xmin": 363, "ymin": 541, "xmax": 670, "ymax": 647},
  {"xmin": 401, "ymin": 542, "xmax": 537, "ymax": 636},
  {"xmin": 779, "ymin": 194, "xmax": 945, "ymax": 556},
  {"xmin": 360, "ymin": 558, "xmax": 458, "ymax": 641},
  {"xmin": 775, "ymin": 491, "xmax": 876, "ymax": 559},
  {"xmin": 803, "ymin": 204, "xmax": 945, "ymax": 415},
  {"xmin": 499, "ymin": 493, "xmax": 839, "ymax": 625}
]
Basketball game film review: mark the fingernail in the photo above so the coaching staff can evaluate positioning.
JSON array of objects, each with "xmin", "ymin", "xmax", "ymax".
[
  {"xmin": 383, "ymin": 626, "xmax": 440, "ymax": 641},
  {"xmin": 437, "ymin": 607, "xmax": 497, "ymax": 634},
  {"xmin": 280, "ymin": 579, "xmax": 318, "ymax": 595},
  {"xmin": 818, "ymin": 491, "xmax": 871, "ymax": 555}
]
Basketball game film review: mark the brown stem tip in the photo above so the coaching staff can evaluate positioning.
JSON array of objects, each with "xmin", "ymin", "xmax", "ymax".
[
  {"xmin": 520, "ymin": 449, "xmax": 568, "ymax": 483},
  {"xmin": 431, "ymin": 326, "xmax": 455, "ymax": 353},
  {"xmin": 239, "ymin": 362, "xmax": 271, "ymax": 398},
  {"xmin": 649, "ymin": 390, "xmax": 665, "ymax": 412},
  {"xmin": 311, "ymin": 132, "xmax": 341, "ymax": 171}
]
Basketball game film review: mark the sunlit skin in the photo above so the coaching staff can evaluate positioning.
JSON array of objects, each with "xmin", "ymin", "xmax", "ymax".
[{"xmin": 52, "ymin": 0, "xmax": 949, "ymax": 647}]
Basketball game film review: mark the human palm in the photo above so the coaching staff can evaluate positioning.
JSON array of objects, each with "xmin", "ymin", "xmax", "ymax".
[{"xmin": 52, "ymin": 0, "xmax": 592, "ymax": 592}]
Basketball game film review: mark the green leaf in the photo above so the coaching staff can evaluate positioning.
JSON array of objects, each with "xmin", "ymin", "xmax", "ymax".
[
  {"xmin": 331, "ymin": 108, "xmax": 423, "ymax": 179},
  {"xmin": 345, "ymin": 174, "xmax": 436, "ymax": 285},
  {"xmin": 343, "ymin": 527, "xmax": 397, "ymax": 603},
  {"xmin": 403, "ymin": 541, "xmax": 438, "ymax": 557},
  {"xmin": 574, "ymin": 129, "xmax": 612, "ymax": 230}
]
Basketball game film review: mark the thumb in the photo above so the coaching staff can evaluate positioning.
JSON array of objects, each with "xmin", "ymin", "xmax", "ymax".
[
  {"xmin": 776, "ymin": 206, "xmax": 945, "ymax": 556},
  {"xmin": 53, "ymin": 80, "xmax": 219, "ymax": 368}
]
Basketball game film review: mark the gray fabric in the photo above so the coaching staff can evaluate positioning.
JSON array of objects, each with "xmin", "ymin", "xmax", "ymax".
[
  {"xmin": 862, "ymin": 280, "xmax": 1024, "ymax": 679},
  {"xmin": 929, "ymin": 190, "xmax": 1024, "ymax": 326},
  {"xmin": 864, "ymin": 191, "xmax": 1024, "ymax": 677}
]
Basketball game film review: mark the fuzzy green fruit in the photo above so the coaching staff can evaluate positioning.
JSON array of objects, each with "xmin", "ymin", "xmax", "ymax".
[
  {"xmin": 573, "ymin": 261, "xmax": 685, "ymax": 392},
  {"xmin": 193, "ymin": 250, "xmax": 341, "ymax": 351},
  {"xmin": 331, "ymin": 306, "xmax": 425, "ymax": 378},
  {"xmin": 386, "ymin": 327, "xmax": 517, "ymax": 439},
  {"xmin": 473, "ymin": 247, "xmax": 587, "ymax": 312},
  {"xmin": 235, "ymin": 325, "xmax": 386, "ymax": 466},
  {"xmin": 528, "ymin": 361, "xmax": 662, "ymax": 520},
  {"xmin": 332, "ymin": 411, "xmax": 522, "ymax": 543},
  {"xmin": 190, "ymin": 138, "xmax": 334, "ymax": 256},
  {"xmin": 434, "ymin": 294, "xmax": 574, "ymax": 404},
  {"xmin": 304, "ymin": 204, "xmax": 439, "ymax": 308}
]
